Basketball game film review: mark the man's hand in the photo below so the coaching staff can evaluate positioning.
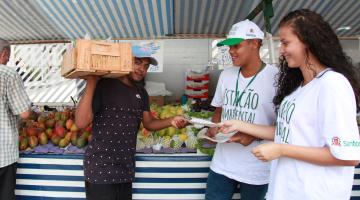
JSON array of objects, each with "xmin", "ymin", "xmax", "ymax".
[
  {"xmin": 204, "ymin": 127, "xmax": 219, "ymax": 144},
  {"xmin": 206, "ymin": 127, "xmax": 219, "ymax": 138},
  {"xmin": 170, "ymin": 116, "xmax": 189, "ymax": 129},
  {"xmin": 229, "ymin": 132, "xmax": 257, "ymax": 146}
]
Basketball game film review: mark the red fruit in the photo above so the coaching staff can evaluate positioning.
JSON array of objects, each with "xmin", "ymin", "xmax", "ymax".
[
  {"xmin": 54, "ymin": 112, "xmax": 61, "ymax": 121},
  {"xmin": 60, "ymin": 111, "xmax": 70, "ymax": 121},
  {"xmin": 56, "ymin": 120, "xmax": 65, "ymax": 128},
  {"xmin": 19, "ymin": 137, "xmax": 28, "ymax": 150},
  {"xmin": 55, "ymin": 126, "xmax": 66, "ymax": 138},
  {"xmin": 65, "ymin": 119, "xmax": 74, "ymax": 130},
  {"xmin": 45, "ymin": 128, "xmax": 53, "ymax": 138},
  {"xmin": 51, "ymin": 135, "xmax": 61, "ymax": 146},
  {"xmin": 65, "ymin": 132, "xmax": 72, "ymax": 141},
  {"xmin": 38, "ymin": 132, "xmax": 48, "ymax": 145},
  {"xmin": 48, "ymin": 112, "xmax": 55, "ymax": 119},
  {"xmin": 28, "ymin": 136, "xmax": 38, "ymax": 148},
  {"xmin": 84, "ymin": 126, "xmax": 92, "ymax": 132},
  {"xmin": 37, "ymin": 115, "xmax": 47, "ymax": 123},
  {"xmin": 45, "ymin": 119, "xmax": 55, "ymax": 128},
  {"xmin": 26, "ymin": 127, "xmax": 39, "ymax": 137},
  {"xmin": 37, "ymin": 122, "xmax": 46, "ymax": 131}
]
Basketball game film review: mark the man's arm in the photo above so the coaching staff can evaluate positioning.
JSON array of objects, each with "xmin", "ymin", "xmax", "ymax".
[
  {"xmin": 253, "ymin": 143, "xmax": 359, "ymax": 166},
  {"xmin": 206, "ymin": 107, "xmax": 221, "ymax": 137},
  {"xmin": 142, "ymin": 111, "xmax": 188, "ymax": 131},
  {"xmin": 75, "ymin": 77, "xmax": 99, "ymax": 129},
  {"xmin": 7, "ymin": 71, "xmax": 31, "ymax": 118},
  {"xmin": 19, "ymin": 110, "xmax": 31, "ymax": 119}
]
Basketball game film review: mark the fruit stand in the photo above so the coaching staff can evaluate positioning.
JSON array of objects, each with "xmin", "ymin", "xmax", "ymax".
[
  {"xmin": 14, "ymin": 104, "xmax": 360, "ymax": 200},
  {"xmin": 15, "ymin": 103, "xmax": 219, "ymax": 200},
  {"xmin": 0, "ymin": 0, "xmax": 358, "ymax": 199}
]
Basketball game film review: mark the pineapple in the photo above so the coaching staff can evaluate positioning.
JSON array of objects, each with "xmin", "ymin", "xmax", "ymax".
[
  {"xmin": 185, "ymin": 136, "xmax": 198, "ymax": 149},
  {"xmin": 161, "ymin": 136, "xmax": 172, "ymax": 148},
  {"xmin": 143, "ymin": 136, "xmax": 154, "ymax": 148},
  {"xmin": 170, "ymin": 135, "xmax": 183, "ymax": 150},
  {"xmin": 136, "ymin": 139, "xmax": 146, "ymax": 150}
]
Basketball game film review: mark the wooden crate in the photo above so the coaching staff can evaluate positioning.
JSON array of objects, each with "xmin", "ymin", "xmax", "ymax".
[{"xmin": 61, "ymin": 39, "xmax": 133, "ymax": 79}]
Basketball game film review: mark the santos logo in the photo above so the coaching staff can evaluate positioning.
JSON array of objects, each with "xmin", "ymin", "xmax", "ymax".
[{"xmin": 332, "ymin": 136, "xmax": 360, "ymax": 147}]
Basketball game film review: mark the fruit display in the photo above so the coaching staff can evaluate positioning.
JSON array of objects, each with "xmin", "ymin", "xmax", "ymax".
[
  {"xmin": 18, "ymin": 108, "xmax": 92, "ymax": 154},
  {"xmin": 19, "ymin": 103, "xmax": 215, "ymax": 155},
  {"xmin": 136, "ymin": 103, "xmax": 215, "ymax": 154}
]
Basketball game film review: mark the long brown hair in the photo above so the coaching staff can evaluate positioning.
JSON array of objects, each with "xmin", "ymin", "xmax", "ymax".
[{"xmin": 273, "ymin": 9, "xmax": 360, "ymax": 111}]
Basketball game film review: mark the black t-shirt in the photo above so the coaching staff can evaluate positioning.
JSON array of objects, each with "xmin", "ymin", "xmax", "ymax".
[{"xmin": 84, "ymin": 78, "xmax": 149, "ymax": 184}]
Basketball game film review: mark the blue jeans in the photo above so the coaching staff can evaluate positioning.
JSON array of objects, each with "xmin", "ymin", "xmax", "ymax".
[{"xmin": 205, "ymin": 169, "xmax": 268, "ymax": 200}]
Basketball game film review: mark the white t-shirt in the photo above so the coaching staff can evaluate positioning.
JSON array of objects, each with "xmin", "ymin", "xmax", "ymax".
[
  {"xmin": 267, "ymin": 70, "xmax": 360, "ymax": 200},
  {"xmin": 211, "ymin": 64, "xmax": 278, "ymax": 185}
]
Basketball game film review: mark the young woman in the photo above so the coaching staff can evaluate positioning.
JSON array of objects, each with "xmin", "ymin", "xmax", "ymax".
[{"xmin": 220, "ymin": 9, "xmax": 360, "ymax": 200}]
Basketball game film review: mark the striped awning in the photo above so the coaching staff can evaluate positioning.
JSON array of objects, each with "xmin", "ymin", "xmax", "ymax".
[
  {"xmin": 0, "ymin": 0, "xmax": 359, "ymax": 43},
  {"xmin": 0, "ymin": 0, "xmax": 173, "ymax": 41}
]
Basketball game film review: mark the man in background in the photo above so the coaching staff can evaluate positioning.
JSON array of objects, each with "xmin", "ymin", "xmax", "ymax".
[{"xmin": 0, "ymin": 39, "xmax": 31, "ymax": 200}]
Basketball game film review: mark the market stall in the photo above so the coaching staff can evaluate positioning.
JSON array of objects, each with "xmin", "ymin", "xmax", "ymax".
[
  {"xmin": 13, "ymin": 103, "xmax": 360, "ymax": 200},
  {"xmin": 0, "ymin": 0, "xmax": 358, "ymax": 200}
]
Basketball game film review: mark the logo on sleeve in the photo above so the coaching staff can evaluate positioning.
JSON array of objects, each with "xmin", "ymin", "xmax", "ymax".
[
  {"xmin": 331, "ymin": 136, "xmax": 360, "ymax": 147},
  {"xmin": 332, "ymin": 137, "xmax": 341, "ymax": 146},
  {"xmin": 136, "ymin": 94, "xmax": 141, "ymax": 99}
]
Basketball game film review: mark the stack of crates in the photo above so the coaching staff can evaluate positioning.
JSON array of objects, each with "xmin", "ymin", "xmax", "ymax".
[{"xmin": 185, "ymin": 69, "xmax": 209, "ymax": 101}]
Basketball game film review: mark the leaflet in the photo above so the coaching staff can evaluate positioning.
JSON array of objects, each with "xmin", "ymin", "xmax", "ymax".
[
  {"xmin": 188, "ymin": 117, "xmax": 219, "ymax": 128},
  {"xmin": 198, "ymin": 130, "xmax": 238, "ymax": 143}
]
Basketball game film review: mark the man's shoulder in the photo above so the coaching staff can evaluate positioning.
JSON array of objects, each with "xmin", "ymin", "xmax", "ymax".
[
  {"xmin": 0, "ymin": 65, "xmax": 18, "ymax": 77},
  {"xmin": 220, "ymin": 66, "xmax": 239, "ymax": 76}
]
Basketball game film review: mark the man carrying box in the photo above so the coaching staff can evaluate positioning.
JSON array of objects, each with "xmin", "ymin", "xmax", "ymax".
[{"xmin": 75, "ymin": 45, "xmax": 188, "ymax": 200}]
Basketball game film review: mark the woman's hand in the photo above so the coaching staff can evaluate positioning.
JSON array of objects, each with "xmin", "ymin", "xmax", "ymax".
[
  {"xmin": 218, "ymin": 120, "xmax": 243, "ymax": 134},
  {"xmin": 252, "ymin": 142, "xmax": 283, "ymax": 162}
]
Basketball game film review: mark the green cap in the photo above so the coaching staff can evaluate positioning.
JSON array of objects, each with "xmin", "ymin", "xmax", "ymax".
[{"xmin": 216, "ymin": 38, "xmax": 244, "ymax": 47}]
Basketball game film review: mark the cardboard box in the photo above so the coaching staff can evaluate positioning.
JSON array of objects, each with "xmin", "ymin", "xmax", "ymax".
[{"xmin": 149, "ymin": 96, "xmax": 164, "ymax": 106}]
